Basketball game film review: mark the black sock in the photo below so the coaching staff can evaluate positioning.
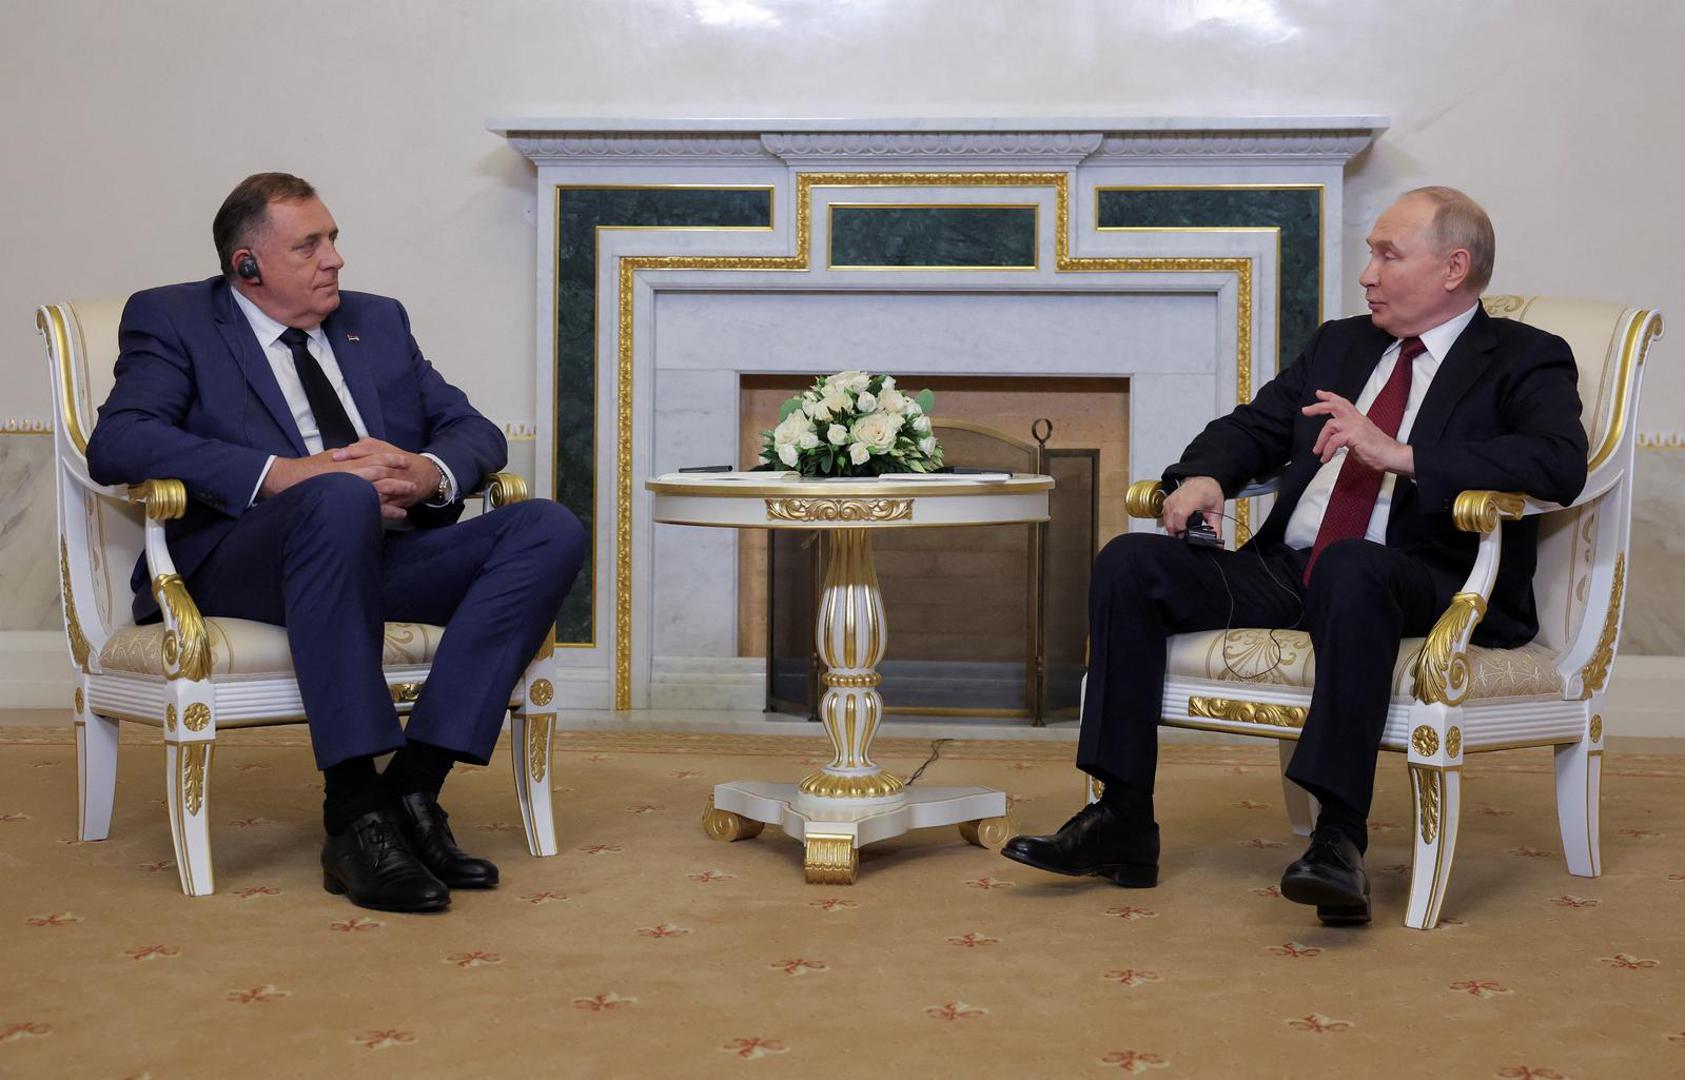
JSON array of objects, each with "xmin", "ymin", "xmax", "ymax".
[
  {"xmin": 322, "ymin": 757, "xmax": 385, "ymax": 836},
  {"xmin": 1097, "ymin": 779, "xmax": 1154, "ymax": 825},
  {"xmin": 1313, "ymin": 796, "xmax": 1368, "ymax": 854},
  {"xmin": 381, "ymin": 740, "xmax": 457, "ymax": 802}
]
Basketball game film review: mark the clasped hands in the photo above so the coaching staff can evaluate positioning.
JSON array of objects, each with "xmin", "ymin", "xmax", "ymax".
[
  {"xmin": 260, "ymin": 438, "xmax": 443, "ymax": 520},
  {"xmin": 1159, "ymin": 390, "xmax": 1414, "ymax": 539}
]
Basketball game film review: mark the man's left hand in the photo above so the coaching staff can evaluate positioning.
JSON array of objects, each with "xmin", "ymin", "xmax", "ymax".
[
  {"xmin": 1302, "ymin": 390, "xmax": 1415, "ymax": 477},
  {"xmin": 331, "ymin": 438, "xmax": 443, "ymax": 509}
]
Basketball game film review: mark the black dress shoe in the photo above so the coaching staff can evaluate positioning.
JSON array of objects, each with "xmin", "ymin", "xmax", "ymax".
[
  {"xmin": 1280, "ymin": 827, "xmax": 1371, "ymax": 926},
  {"xmin": 321, "ymin": 808, "xmax": 450, "ymax": 913},
  {"xmin": 393, "ymin": 792, "xmax": 500, "ymax": 889},
  {"xmin": 999, "ymin": 801, "xmax": 1159, "ymax": 887}
]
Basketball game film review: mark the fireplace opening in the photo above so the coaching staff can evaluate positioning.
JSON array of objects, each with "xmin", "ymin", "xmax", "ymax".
[{"xmin": 737, "ymin": 375, "xmax": 1128, "ymax": 725}]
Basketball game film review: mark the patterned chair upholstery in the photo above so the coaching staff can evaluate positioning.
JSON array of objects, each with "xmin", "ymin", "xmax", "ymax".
[
  {"xmin": 39, "ymin": 297, "xmax": 562, "ymax": 897},
  {"xmin": 1090, "ymin": 296, "xmax": 1663, "ymax": 929}
]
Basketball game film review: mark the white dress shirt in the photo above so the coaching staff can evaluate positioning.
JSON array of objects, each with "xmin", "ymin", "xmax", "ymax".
[
  {"xmin": 1283, "ymin": 302, "xmax": 1481, "ymax": 550},
  {"xmin": 232, "ymin": 289, "xmax": 456, "ymax": 508}
]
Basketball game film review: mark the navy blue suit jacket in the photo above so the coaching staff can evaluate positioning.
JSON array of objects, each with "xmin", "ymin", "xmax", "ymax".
[
  {"xmin": 86, "ymin": 276, "xmax": 507, "ymax": 622},
  {"xmin": 1164, "ymin": 306, "xmax": 1588, "ymax": 647}
]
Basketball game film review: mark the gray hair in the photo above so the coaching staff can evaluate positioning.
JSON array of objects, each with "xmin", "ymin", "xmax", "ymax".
[{"xmin": 1402, "ymin": 186, "xmax": 1495, "ymax": 294}]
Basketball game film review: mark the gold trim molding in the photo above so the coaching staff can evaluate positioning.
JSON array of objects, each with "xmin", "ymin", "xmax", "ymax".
[
  {"xmin": 1445, "ymin": 726, "xmax": 1462, "ymax": 758},
  {"xmin": 1589, "ymin": 714, "xmax": 1603, "ymax": 743},
  {"xmin": 389, "ymin": 681, "xmax": 423, "ymax": 704},
  {"xmin": 529, "ymin": 678, "xmax": 555, "ymax": 707},
  {"xmin": 1409, "ymin": 764, "xmax": 1441, "ymax": 845},
  {"xmin": 1578, "ymin": 554, "xmax": 1625, "ymax": 699},
  {"xmin": 150, "ymin": 574, "xmax": 211, "ymax": 682},
  {"xmin": 701, "ymin": 795, "xmax": 766, "ymax": 842},
  {"xmin": 798, "ymin": 770, "xmax": 906, "ymax": 799},
  {"xmin": 179, "ymin": 743, "xmax": 209, "ymax": 817},
  {"xmin": 765, "ymin": 498, "xmax": 913, "ymax": 523},
  {"xmin": 131, "ymin": 479, "xmax": 188, "ymax": 521},
  {"xmin": 58, "ymin": 539, "xmax": 92, "ymax": 671},
  {"xmin": 1124, "ymin": 479, "xmax": 1167, "ymax": 519},
  {"xmin": 1411, "ymin": 725, "xmax": 1439, "ymax": 757},
  {"xmin": 526, "ymin": 713, "xmax": 554, "ymax": 784},
  {"xmin": 1187, "ymin": 696, "xmax": 1305, "ymax": 729},
  {"xmin": 485, "ymin": 471, "xmax": 530, "ymax": 507},
  {"xmin": 182, "ymin": 703, "xmax": 211, "ymax": 732}
]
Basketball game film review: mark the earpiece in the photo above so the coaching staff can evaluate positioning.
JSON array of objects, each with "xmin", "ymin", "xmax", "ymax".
[{"xmin": 235, "ymin": 253, "xmax": 261, "ymax": 283}]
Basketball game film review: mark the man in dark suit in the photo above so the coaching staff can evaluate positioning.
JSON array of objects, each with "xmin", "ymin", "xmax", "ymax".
[
  {"xmin": 1001, "ymin": 187, "xmax": 1588, "ymax": 924},
  {"xmin": 86, "ymin": 173, "xmax": 586, "ymax": 913}
]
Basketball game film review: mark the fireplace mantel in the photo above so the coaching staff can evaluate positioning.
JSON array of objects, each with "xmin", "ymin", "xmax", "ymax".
[{"xmin": 494, "ymin": 116, "xmax": 1385, "ymax": 712}]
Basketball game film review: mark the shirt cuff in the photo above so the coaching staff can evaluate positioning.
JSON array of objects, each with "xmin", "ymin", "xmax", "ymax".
[
  {"xmin": 421, "ymin": 453, "xmax": 457, "ymax": 506},
  {"xmin": 249, "ymin": 455, "xmax": 277, "ymax": 507}
]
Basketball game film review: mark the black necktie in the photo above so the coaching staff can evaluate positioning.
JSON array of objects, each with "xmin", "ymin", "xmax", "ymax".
[{"xmin": 278, "ymin": 327, "xmax": 357, "ymax": 450}]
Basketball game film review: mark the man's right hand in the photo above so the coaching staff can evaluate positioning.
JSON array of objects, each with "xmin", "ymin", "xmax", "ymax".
[
  {"xmin": 259, "ymin": 451, "xmax": 418, "ymax": 521},
  {"xmin": 1160, "ymin": 475, "xmax": 1225, "ymax": 540}
]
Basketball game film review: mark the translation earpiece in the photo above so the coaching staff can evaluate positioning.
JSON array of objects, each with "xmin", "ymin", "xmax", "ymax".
[{"xmin": 235, "ymin": 253, "xmax": 261, "ymax": 283}]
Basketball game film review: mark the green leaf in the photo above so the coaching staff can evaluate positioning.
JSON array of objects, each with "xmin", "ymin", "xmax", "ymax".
[
  {"xmin": 917, "ymin": 388, "xmax": 936, "ymax": 414},
  {"xmin": 778, "ymin": 396, "xmax": 804, "ymax": 422}
]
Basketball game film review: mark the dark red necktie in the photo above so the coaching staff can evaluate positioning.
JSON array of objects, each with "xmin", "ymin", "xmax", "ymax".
[{"xmin": 1303, "ymin": 336, "xmax": 1424, "ymax": 584}]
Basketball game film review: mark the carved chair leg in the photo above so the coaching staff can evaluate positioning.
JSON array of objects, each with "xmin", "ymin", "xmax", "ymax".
[
  {"xmin": 1554, "ymin": 739, "xmax": 1602, "ymax": 878},
  {"xmin": 1278, "ymin": 740, "xmax": 1318, "ymax": 837},
  {"xmin": 76, "ymin": 703, "xmax": 119, "ymax": 842},
  {"xmin": 510, "ymin": 710, "xmax": 557, "ymax": 857},
  {"xmin": 1403, "ymin": 764, "xmax": 1461, "ymax": 930},
  {"xmin": 166, "ymin": 739, "xmax": 215, "ymax": 897}
]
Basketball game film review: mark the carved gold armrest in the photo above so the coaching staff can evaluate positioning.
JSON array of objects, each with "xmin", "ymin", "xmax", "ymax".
[
  {"xmin": 478, "ymin": 471, "xmax": 530, "ymax": 508},
  {"xmin": 1124, "ymin": 480, "xmax": 1165, "ymax": 519},
  {"xmin": 129, "ymin": 478, "xmax": 189, "ymax": 520},
  {"xmin": 1451, "ymin": 490, "xmax": 1526, "ymax": 533}
]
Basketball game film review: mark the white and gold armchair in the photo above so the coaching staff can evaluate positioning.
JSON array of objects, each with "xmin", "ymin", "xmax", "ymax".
[
  {"xmin": 1092, "ymin": 296, "xmax": 1662, "ymax": 929},
  {"xmin": 39, "ymin": 297, "xmax": 562, "ymax": 897}
]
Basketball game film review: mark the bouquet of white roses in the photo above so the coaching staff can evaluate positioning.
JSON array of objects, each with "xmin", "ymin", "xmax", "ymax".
[{"xmin": 758, "ymin": 370, "xmax": 943, "ymax": 477}]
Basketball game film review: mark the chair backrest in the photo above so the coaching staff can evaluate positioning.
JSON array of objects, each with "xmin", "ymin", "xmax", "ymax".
[
  {"xmin": 39, "ymin": 298, "xmax": 145, "ymax": 662},
  {"xmin": 1480, "ymin": 296, "xmax": 1662, "ymax": 658}
]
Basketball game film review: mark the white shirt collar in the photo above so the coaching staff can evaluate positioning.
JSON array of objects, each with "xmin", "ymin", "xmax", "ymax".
[
  {"xmin": 230, "ymin": 287, "xmax": 325, "ymax": 349},
  {"xmin": 1409, "ymin": 301, "xmax": 1481, "ymax": 364}
]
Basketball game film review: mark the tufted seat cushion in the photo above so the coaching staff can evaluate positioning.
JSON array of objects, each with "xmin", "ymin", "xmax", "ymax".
[
  {"xmin": 1166, "ymin": 629, "xmax": 1565, "ymax": 700},
  {"xmin": 99, "ymin": 619, "xmax": 447, "ymax": 677}
]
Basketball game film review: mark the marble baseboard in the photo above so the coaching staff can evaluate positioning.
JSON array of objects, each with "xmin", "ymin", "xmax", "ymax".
[{"xmin": 1625, "ymin": 451, "xmax": 1685, "ymax": 655}]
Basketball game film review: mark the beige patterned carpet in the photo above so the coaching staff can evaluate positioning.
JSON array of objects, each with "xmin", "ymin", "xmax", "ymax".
[{"xmin": 1, "ymin": 725, "xmax": 1682, "ymax": 1079}]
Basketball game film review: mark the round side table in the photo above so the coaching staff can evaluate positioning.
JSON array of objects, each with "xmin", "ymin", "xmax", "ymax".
[{"xmin": 647, "ymin": 473, "xmax": 1053, "ymax": 883}]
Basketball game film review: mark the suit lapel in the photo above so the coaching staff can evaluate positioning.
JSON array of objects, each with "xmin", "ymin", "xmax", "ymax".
[
  {"xmin": 213, "ymin": 281, "xmax": 307, "ymax": 456},
  {"xmin": 323, "ymin": 309, "xmax": 386, "ymax": 439},
  {"xmin": 1408, "ymin": 306, "xmax": 1498, "ymax": 448}
]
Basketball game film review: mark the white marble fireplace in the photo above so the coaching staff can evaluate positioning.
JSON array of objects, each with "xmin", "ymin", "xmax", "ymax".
[{"xmin": 493, "ymin": 117, "xmax": 1385, "ymax": 712}]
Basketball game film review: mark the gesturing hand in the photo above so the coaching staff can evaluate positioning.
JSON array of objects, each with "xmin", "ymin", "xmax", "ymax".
[
  {"xmin": 1302, "ymin": 391, "xmax": 1415, "ymax": 476},
  {"xmin": 331, "ymin": 438, "xmax": 443, "ymax": 511},
  {"xmin": 1161, "ymin": 475, "xmax": 1225, "ymax": 540}
]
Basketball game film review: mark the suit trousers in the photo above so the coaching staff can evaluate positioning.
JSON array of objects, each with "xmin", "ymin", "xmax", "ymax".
[
  {"xmin": 1077, "ymin": 532, "xmax": 1447, "ymax": 817},
  {"xmin": 184, "ymin": 473, "xmax": 587, "ymax": 770}
]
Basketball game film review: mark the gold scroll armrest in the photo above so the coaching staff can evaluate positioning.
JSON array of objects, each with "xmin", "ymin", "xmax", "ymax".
[
  {"xmin": 1123, "ymin": 476, "xmax": 1281, "ymax": 520},
  {"xmin": 471, "ymin": 471, "xmax": 530, "ymax": 508},
  {"xmin": 1412, "ymin": 490, "xmax": 1528, "ymax": 706},
  {"xmin": 124, "ymin": 479, "xmax": 212, "ymax": 682}
]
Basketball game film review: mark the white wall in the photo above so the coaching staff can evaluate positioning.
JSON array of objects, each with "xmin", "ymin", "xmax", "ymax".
[{"xmin": 3, "ymin": 0, "xmax": 1682, "ymax": 433}]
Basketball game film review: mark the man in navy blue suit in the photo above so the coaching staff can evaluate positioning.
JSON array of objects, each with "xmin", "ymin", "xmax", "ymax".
[
  {"xmin": 1002, "ymin": 188, "xmax": 1588, "ymax": 925},
  {"xmin": 87, "ymin": 173, "xmax": 586, "ymax": 913}
]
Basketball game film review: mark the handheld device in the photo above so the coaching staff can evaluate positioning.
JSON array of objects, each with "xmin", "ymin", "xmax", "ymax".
[{"xmin": 1183, "ymin": 511, "xmax": 1223, "ymax": 548}]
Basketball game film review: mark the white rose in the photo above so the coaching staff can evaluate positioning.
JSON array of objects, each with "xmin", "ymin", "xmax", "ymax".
[
  {"xmin": 856, "ymin": 391, "xmax": 878, "ymax": 414},
  {"xmin": 820, "ymin": 384, "xmax": 852, "ymax": 416},
  {"xmin": 881, "ymin": 376, "xmax": 896, "ymax": 391},
  {"xmin": 918, "ymin": 436, "xmax": 936, "ymax": 456},
  {"xmin": 827, "ymin": 423, "xmax": 848, "ymax": 446},
  {"xmin": 851, "ymin": 411, "xmax": 901, "ymax": 453},
  {"xmin": 778, "ymin": 443, "xmax": 801, "ymax": 466},
  {"xmin": 798, "ymin": 428, "xmax": 821, "ymax": 450},
  {"xmin": 803, "ymin": 396, "xmax": 832, "ymax": 422},
  {"xmin": 904, "ymin": 397, "xmax": 923, "ymax": 416},
  {"xmin": 830, "ymin": 370, "xmax": 871, "ymax": 394},
  {"xmin": 848, "ymin": 442, "xmax": 871, "ymax": 466},
  {"xmin": 877, "ymin": 387, "xmax": 906, "ymax": 413},
  {"xmin": 912, "ymin": 414, "xmax": 931, "ymax": 434},
  {"xmin": 773, "ymin": 413, "xmax": 813, "ymax": 459}
]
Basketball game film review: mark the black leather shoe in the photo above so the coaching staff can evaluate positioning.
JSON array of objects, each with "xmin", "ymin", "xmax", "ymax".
[
  {"xmin": 321, "ymin": 808, "xmax": 450, "ymax": 913},
  {"xmin": 999, "ymin": 801, "xmax": 1159, "ymax": 887},
  {"xmin": 1280, "ymin": 827, "xmax": 1371, "ymax": 926},
  {"xmin": 393, "ymin": 792, "xmax": 500, "ymax": 889}
]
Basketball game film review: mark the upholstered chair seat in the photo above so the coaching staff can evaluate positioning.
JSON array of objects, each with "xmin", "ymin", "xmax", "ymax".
[{"xmin": 99, "ymin": 620, "xmax": 449, "ymax": 680}]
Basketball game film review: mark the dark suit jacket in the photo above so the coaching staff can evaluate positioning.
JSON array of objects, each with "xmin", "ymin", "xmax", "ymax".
[
  {"xmin": 86, "ymin": 276, "xmax": 507, "ymax": 622},
  {"xmin": 1164, "ymin": 306, "xmax": 1588, "ymax": 647}
]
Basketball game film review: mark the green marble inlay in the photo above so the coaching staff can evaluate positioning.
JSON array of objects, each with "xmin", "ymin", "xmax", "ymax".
[
  {"xmin": 830, "ymin": 206, "xmax": 1036, "ymax": 268},
  {"xmin": 1096, "ymin": 187, "xmax": 1322, "ymax": 375},
  {"xmin": 554, "ymin": 187, "xmax": 773, "ymax": 644}
]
